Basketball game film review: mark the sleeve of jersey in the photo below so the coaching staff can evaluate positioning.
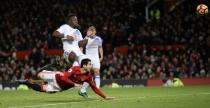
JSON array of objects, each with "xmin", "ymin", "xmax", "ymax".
[
  {"xmin": 76, "ymin": 30, "xmax": 83, "ymax": 41},
  {"xmin": 99, "ymin": 37, "xmax": 103, "ymax": 46},
  {"xmin": 56, "ymin": 25, "xmax": 65, "ymax": 34},
  {"xmin": 88, "ymin": 76, "xmax": 106, "ymax": 99},
  {"xmin": 96, "ymin": 37, "xmax": 102, "ymax": 46}
]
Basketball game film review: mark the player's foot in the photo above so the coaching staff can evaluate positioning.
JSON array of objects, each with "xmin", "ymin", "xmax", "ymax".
[
  {"xmin": 78, "ymin": 91, "xmax": 90, "ymax": 99},
  {"xmin": 16, "ymin": 80, "xmax": 30, "ymax": 85}
]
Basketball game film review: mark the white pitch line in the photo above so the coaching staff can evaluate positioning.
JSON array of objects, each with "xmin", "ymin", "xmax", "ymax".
[
  {"xmin": 8, "ymin": 92, "xmax": 210, "ymax": 108},
  {"xmin": 8, "ymin": 99, "xmax": 101, "ymax": 108},
  {"xmin": 8, "ymin": 103, "xmax": 73, "ymax": 108}
]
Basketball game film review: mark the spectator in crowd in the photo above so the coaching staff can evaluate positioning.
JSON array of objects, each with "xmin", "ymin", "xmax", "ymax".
[{"xmin": 0, "ymin": 0, "xmax": 210, "ymax": 81}]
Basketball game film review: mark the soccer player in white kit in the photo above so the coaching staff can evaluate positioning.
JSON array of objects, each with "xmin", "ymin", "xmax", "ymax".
[
  {"xmin": 52, "ymin": 13, "xmax": 85, "ymax": 66},
  {"xmin": 80, "ymin": 26, "xmax": 103, "ymax": 96},
  {"xmin": 52, "ymin": 14, "xmax": 93, "ymax": 98}
]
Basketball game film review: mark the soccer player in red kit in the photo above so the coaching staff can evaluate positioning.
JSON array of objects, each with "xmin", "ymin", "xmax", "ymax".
[{"xmin": 17, "ymin": 58, "xmax": 114, "ymax": 100}]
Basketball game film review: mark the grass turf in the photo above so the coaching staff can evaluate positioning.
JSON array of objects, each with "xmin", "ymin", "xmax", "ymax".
[{"xmin": 0, "ymin": 86, "xmax": 210, "ymax": 108}]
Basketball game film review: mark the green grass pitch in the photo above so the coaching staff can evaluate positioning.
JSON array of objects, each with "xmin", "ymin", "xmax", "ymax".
[{"xmin": 0, "ymin": 86, "xmax": 210, "ymax": 108}]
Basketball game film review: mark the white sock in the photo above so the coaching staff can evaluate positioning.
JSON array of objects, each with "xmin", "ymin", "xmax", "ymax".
[
  {"xmin": 95, "ymin": 75, "xmax": 100, "ymax": 88},
  {"xmin": 80, "ymin": 82, "xmax": 89, "ymax": 93}
]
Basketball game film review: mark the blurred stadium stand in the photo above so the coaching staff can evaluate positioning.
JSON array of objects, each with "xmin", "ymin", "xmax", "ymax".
[{"xmin": 0, "ymin": 0, "xmax": 210, "ymax": 86}]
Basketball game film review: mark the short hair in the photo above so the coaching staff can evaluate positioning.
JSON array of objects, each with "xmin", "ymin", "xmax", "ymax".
[
  {"xmin": 88, "ymin": 26, "xmax": 96, "ymax": 31},
  {"xmin": 66, "ymin": 13, "xmax": 76, "ymax": 22},
  {"xmin": 81, "ymin": 58, "xmax": 91, "ymax": 67}
]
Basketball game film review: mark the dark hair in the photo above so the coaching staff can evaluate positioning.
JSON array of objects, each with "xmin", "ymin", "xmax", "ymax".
[
  {"xmin": 66, "ymin": 13, "xmax": 76, "ymax": 22},
  {"xmin": 81, "ymin": 58, "xmax": 91, "ymax": 67},
  {"xmin": 88, "ymin": 26, "xmax": 96, "ymax": 31}
]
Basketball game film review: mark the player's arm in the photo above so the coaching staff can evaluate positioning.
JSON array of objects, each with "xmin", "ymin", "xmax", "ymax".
[
  {"xmin": 60, "ymin": 70, "xmax": 81, "ymax": 87},
  {"xmin": 87, "ymin": 77, "xmax": 114, "ymax": 99},
  {"xmin": 60, "ymin": 72, "xmax": 81, "ymax": 87},
  {"xmin": 60, "ymin": 77, "xmax": 81, "ymax": 87},
  {"xmin": 53, "ymin": 31, "xmax": 74, "ymax": 41},
  {"xmin": 52, "ymin": 26, "xmax": 74, "ymax": 41},
  {"xmin": 99, "ymin": 45, "xmax": 103, "ymax": 61},
  {"xmin": 78, "ymin": 39, "xmax": 88, "ymax": 52},
  {"xmin": 78, "ymin": 28, "xmax": 93, "ymax": 48},
  {"xmin": 52, "ymin": 30, "xmax": 65, "ymax": 38},
  {"xmin": 78, "ymin": 39, "xmax": 88, "ymax": 48}
]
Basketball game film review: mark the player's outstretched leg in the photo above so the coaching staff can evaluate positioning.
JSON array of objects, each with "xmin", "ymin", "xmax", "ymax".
[
  {"xmin": 38, "ymin": 56, "xmax": 62, "ymax": 72},
  {"xmin": 94, "ymin": 68, "xmax": 101, "ymax": 88},
  {"xmin": 16, "ymin": 80, "xmax": 44, "ymax": 92}
]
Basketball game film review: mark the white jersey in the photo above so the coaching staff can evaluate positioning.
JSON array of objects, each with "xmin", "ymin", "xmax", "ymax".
[
  {"xmin": 56, "ymin": 24, "xmax": 83, "ymax": 52},
  {"xmin": 85, "ymin": 36, "xmax": 102, "ymax": 59}
]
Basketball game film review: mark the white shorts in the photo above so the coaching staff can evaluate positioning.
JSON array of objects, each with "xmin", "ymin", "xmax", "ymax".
[
  {"xmin": 72, "ymin": 54, "xmax": 89, "ymax": 66},
  {"xmin": 87, "ymin": 56, "xmax": 100, "ymax": 69},
  {"xmin": 39, "ymin": 70, "xmax": 62, "ymax": 92},
  {"xmin": 63, "ymin": 48, "xmax": 83, "ymax": 63}
]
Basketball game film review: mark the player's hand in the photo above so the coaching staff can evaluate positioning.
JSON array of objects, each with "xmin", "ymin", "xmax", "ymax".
[
  {"xmin": 66, "ymin": 35, "xmax": 74, "ymax": 41},
  {"xmin": 105, "ymin": 96, "xmax": 115, "ymax": 100},
  {"xmin": 86, "ymin": 30, "xmax": 93, "ymax": 37}
]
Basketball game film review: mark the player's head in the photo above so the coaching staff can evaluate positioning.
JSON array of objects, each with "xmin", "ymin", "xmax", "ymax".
[
  {"xmin": 87, "ymin": 26, "xmax": 96, "ymax": 37},
  {"xmin": 66, "ymin": 13, "xmax": 80, "ymax": 28},
  {"xmin": 81, "ymin": 58, "xmax": 92, "ymax": 71}
]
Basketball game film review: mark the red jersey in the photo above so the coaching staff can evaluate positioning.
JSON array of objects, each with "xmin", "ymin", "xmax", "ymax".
[{"xmin": 55, "ymin": 66, "xmax": 106, "ymax": 99}]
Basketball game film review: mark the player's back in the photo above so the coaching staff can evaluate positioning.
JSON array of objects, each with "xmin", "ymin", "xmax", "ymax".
[
  {"xmin": 55, "ymin": 66, "xmax": 92, "ymax": 90},
  {"xmin": 69, "ymin": 66, "xmax": 92, "ymax": 84}
]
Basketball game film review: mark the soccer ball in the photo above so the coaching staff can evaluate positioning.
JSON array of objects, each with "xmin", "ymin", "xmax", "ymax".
[{"xmin": 196, "ymin": 4, "xmax": 208, "ymax": 15}]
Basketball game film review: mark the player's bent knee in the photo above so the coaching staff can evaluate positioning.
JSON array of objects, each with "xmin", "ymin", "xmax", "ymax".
[
  {"xmin": 94, "ymin": 69, "xmax": 100, "ymax": 75},
  {"xmin": 37, "ymin": 72, "xmax": 44, "ymax": 79},
  {"xmin": 95, "ymin": 72, "xmax": 100, "ymax": 76},
  {"xmin": 68, "ymin": 52, "xmax": 77, "ymax": 62}
]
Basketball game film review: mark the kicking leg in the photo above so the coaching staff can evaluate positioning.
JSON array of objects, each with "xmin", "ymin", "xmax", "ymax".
[
  {"xmin": 16, "ymin": 80, "xmax": 45, "ymax": 92},
  {"xmin": 63, "ymin": 51, "xmax": 77, "ymax": 71},
  {"xmin": 37, "ymin": 70, "xmax": 61, "ymax": 93},
  {"xmin": 38, "ymin": 56, "xmax": 62, "ymax": 72}
]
